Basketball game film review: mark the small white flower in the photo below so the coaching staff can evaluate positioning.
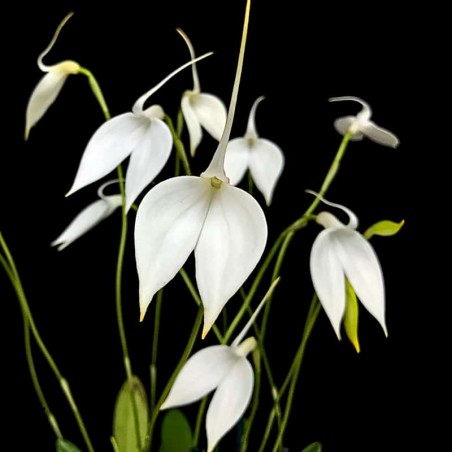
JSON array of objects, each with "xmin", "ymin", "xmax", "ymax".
[
  {"xmin": 308, "ymin": 190, "xmax": 387, "ymax": 339},
  {"xmin": 51, "ymin": 180, "xmax": 122, "ymax": 251},
  {"xmin": 224, "ymin": 96, "xmax": 284, "ymax": 205},
  {"xmin": 178, "ymin": 28, "xmax": 227, "ymax": 157},
  {"xmin": 25, "ymin": 12, "xmax": 80, "ymax": 140},
  {"xmin": 65, "ymin": 53, "xmax": 212, "ymax": 212},
  {"xmin": 160, "ymin": 279, "xmax": 278, "ymax": 452},
  {"xmin": 329, "ymin": 96, "xmax": 399, "ymax": 148}
]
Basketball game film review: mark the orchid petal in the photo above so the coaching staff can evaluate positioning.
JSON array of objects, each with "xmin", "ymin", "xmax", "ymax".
[
  {"xmin": 134, "ymin": 176, "xmax": 213, "ymax": 320},
  {"xmin": 223, "ymin": 138, "xmax": 250, "ymax": 185},
  {"xmin": 25, "ymin": 72, "xmax": 69, "ymax": 140},
  {"xmin": 160, "ymin": 346, "xmax": 236, "ymax": 410},
  {"xmin": 206, "ymin": 358, "xmax": 253, "ymax": 452},
  {"xmin": 248, "ymin": 138, "xmax": 285, "ymax": 205},
  {"xmin": 329, "ymin": 96, "xmax": 399, "ymax": 147},
  {"xmin": 195, "ymin": 183, "xmax": 267, "ymax": 338},
  {"xmin": 333, "ymin": 116, "xmax": 364, "ymax": 141},
  {"xmin": 333, "ymin": 228, "xmax": 387, "ymax": 336},
  {"xmin": 191, "ymin": 93, "xmax": 227, "ymax": 142},
  {"xmin": 66, "ymin": 113, "xmax": 148, "ymax": 196},
  {"xmin": 310, "ymin": 229, "xmax": 346, "ymax": 339},
  {"xmin": 51, "ymin": 195, "xmax": 122, "ymax": 251},
  {"xmin": 181, "ymin": 94, "xmax": 203, "ymax": 156},
  {"xmin": 361, "ymin": 122, "xmax": 400, "ymax": 148},
  {"xmin": 124, "ymin": 119, "xmax": 172, "ymax": 212}
]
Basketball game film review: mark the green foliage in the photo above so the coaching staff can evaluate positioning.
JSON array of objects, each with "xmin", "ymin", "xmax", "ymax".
[
  {"xmin": 159, "ymin": 409, "xmax": 193, "ymax": 452},
  {"xmin": 56, "ymin": 438, "xmax": 83, "ymax": 452},
  {"xmin": 112, "ymin": 375, "xmax": 149, "ymax": 452},
  {"xmin": 301, "ymin": 441, "xmax": 322, "ymax": 452},
  {"xmin": 364, "ymin": 219, "xmax": 405, "ymax": 239}
]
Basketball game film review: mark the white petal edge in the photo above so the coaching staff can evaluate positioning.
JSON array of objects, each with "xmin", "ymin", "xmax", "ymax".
[
  {"xmin": 66, "ymin": 113, "xmax": 149, "ymax": 196},
  {"xmin": 134, "ymin": 176, "xmax": 213, "ymax": 320},
  {"xmin": 310, "ymin": 229, "xmax": 346, "ymax": 339},
  {"xmin": 124, "ymin": 119, "xmax": 173, "ymax": 212},
  {"xmin": 191, "ymin": 93, "xmax": 227, "ymax": 142},
  {"xmin": 361, "ymin": 122, "xmax": 400, "ymax": 148},
  {"xmin": 181, "ymin": 93, "xmax": 203, "ymax": 157},
  {"xmin": 248, "ymin": 138, "xmax": 285, "ymax": 206},
  {"xmin": 51, "ymin": 195, "xmax": 122, "ymax": 251},
  {"xmin": 160, "ymin": 345, "xmax": 236, "ymax": 410},
  {"xmin": 195, "ymin": 183, "xmax": 268, "ymax": 338},
  {"xmin": 333, "ymin": 228, "xmax": 387, "ymax": 336},
  {"xmin": 206, "ymin": 358, "xmax": 254, "ymax": 452},
  {"xmin": 223, "ymin": 138, "xmax": 251, "ymax": 185},
  {"xmin": 25, "ymin": 72, "xmax": 68, "ymax": 140}
]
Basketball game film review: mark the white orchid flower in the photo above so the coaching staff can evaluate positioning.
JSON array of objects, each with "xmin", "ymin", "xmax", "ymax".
[
  {"xmin": 134, "ymin": 0, "xmax": 266, "ymax": 338},
  {"xmin": 329, "ymin": 96, "xmax": 400, "ymax": 148},
  {"xmin": 161, "ymin": 278, "xmax": 279, "ymax": 452},
  {"xmin": 51, "ymin": 180, "xmax": 122, "ymax": 251},
  {"xmin": 178, "ymin": 28, "xmax": 227, "ymax": 157},
  {"xmin": 25, "ymin": 12, "xmax": 80, "ymax": 140},
  {"xmin": 224, "ymin": 96, "xmax": 284, "ymax": 205},
  {"xmin": 65, "ymin": 53, "xmax": 212, "ymax": 212},
  {"xmin": 308, "ymin": 190, "xmax": 387, "ymax": 340}
]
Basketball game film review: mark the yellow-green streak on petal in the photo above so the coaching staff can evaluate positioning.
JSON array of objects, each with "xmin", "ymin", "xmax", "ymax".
[{"xmin": 344, "ymin": 279, "xmax": 360, "ymax": 353}]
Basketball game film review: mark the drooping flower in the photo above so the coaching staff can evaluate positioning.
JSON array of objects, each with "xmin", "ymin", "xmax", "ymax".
[
  {"xmin": 160, "ymin": 278, "xmax": 279, "ymax": 452},
  {"xmin": 177, "ymin": 28, "xmax": 227, "ymax": 157},
  {"xmin": 224, "ymin": 96, "xmax": 284, "ymax": 205},
  {"xmin": 134, "ymin": 0, "xmax": 267, "ymax": 338},
  {"xmin": 329, "ymin": 96, "xmax": 400, "ymax": 148},
  {"xmin": 25, "ymin": 12, "xmax": 81, "ymax": 140},
  {"xmin": 51, "ymin": 180, "xmax": 122, "ymax": 251},
  {"xmin": 65, "ymin": 53, "xmax": 212, "ymax": 212},
  {"xmin": 308, "ymin": 190, "xmax": 387, "ymax": 340}
]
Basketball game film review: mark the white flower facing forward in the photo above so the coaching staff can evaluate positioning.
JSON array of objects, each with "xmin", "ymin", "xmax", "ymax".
[
  {"xmin": 25, "ymin": 12, "xmax": 80, "ymax": 140},
  {"xmin": 329, "ymin": 96, "xmax": 400, "ymax": 148},
  {"xmin": 308, "ymin": 190, "xmax": 387, "ymax": 340},
  {"xmin": 224, "ymin": 96, "xmax": 284, "ymax": 206},
  {"xmin": 160, "ymin": 278, "xmax": 279, "ymax": 452},
  {"xmin": 178, "ymin": 28, "xmax": 227, "ymax": 157},
  {"xmin": 134, "ymin": 0, "xmax": 266, "ymax": 338},
  {"xmin": 51, "ymin": 180, "xmax": 122, "ymax": 251},
  {"xmin": 65, "ymin": 53, "xmax": 212, "ymax": 212}
]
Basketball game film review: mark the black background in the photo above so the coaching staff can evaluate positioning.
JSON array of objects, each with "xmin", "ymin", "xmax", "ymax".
[{"xmin": 2, "ymin": 0, "xmax": 443, "ymax": 451}]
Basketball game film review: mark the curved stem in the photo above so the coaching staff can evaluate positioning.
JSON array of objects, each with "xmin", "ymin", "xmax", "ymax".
[
  {"xmin": 165, "ymin": 114, "xmax": 191, "ymax": 176},
  {"xmin": 142, "ymin": 306, "xmax": 204, "ymax": 452},
  {"xmin": 271, "ymin": 295, "xmax": 321, "ymax": 452},
  {"xmin": 0, "ymin": 234, "xmax": 95, "ymax": 452}
]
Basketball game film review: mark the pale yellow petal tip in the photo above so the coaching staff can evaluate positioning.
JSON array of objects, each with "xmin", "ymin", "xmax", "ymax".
[{"xmin": 351, "ymin": 337, "xmax": 361, "ymax": 353}]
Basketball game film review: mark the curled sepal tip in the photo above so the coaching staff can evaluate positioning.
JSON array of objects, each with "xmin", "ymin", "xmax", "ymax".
[
  {"xmin": 25, "ymin": 11, "xmax": 80, "ymax": 140},
  {"xmin": 329, "ymin": 96, "xmax": 400, "ymax": 148}
]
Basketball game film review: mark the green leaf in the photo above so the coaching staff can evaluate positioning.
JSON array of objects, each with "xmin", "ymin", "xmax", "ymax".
[
  {"xmin": 159, "ymin": 409, "xmax": 193, "ymax": 452},
  {"xmin": 301, "ymin": 441, "xmax": 322, "ymax": 452},
  {"xmin": 56, "ymin": 438, "xmax": 83, "ymax": 452},
  {"xmin": 363, "ymin": 219, "xmax": 405, "ymax": 239},
  {"xmin": 112, "ymin": 375, "xmax": 149, "ymax": 452}
]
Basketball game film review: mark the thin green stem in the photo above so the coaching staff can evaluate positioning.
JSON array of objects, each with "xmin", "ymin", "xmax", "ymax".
[
  {"xmin": 0, "ymin": 234, "xmax": 95, "ymax": 452},
  {"xmin": 142, "ymin": 306, "xmax": 204, "ymax": 452},
  {"xmin": 179, "ymin": 267, "xmax": 223, "ymax": 343},
  {"xmin": 270, "ymin": 295, "xmax": 321, "ymax": 452},
  {"xmin": 193, "ymin": 396, "xmax": 208, "ymax": 448},
  {"xmin": 165, "ymin": 114, "xmax": 191, "ymax": 176},
  {"xmin": 78, "ymin": 67, "xmax": 110, "ymax": 119},
  {"xmin": 150, "ymin": 290, "xmax": 163, "ymax": 413}
]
